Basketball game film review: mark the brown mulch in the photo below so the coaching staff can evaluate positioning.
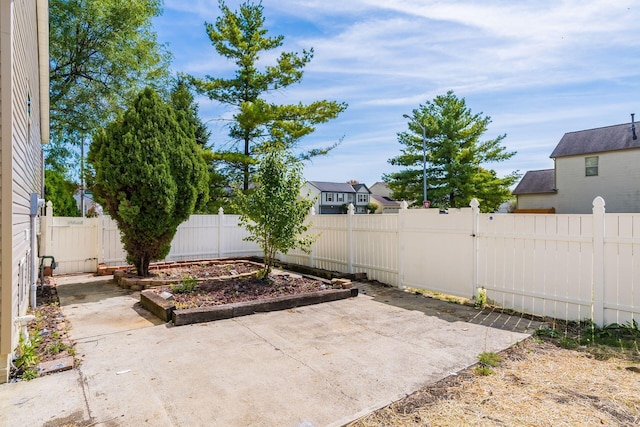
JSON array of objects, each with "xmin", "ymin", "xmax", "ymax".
[
  {"xmin": 149, "ymin": 260, "xmax": 262, "ymax": 280},
  {"xmin": 9, "ymin": 279, "xmax": 76, "ymax": 381},
  {"xmin": 150, "ymin": 269, "xmax": 334, "ymax": 309},
  {"xmin": 348, "ymin": 338, "xmax": 640, "ymax": 427}
]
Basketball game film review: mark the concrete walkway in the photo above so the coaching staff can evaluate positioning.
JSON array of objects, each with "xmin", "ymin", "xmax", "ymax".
[{"xmin": 0, "ymin": 275, "xmax": 541, "ymax": 427}]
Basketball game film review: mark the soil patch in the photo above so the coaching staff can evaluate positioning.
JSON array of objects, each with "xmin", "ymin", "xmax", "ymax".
[
  {"xmin": 9, "ymin": 280, "xmax": 76, "ymax": 382},
  {"xmin": 153, "ymin": 272, "xmax": 340, "ymax": 309}
]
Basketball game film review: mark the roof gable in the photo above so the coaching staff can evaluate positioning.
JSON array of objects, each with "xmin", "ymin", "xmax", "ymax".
[
  {"xmin": 550, "ymin": 122, "xmax": 640, "ymax": 158},
  {"xmin": 512, "ymin": 169, "xmax": 556, "ymax": 195}
]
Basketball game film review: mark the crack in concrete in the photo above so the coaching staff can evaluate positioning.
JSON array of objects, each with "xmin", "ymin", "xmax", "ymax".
[
  {"xmin": 77, "ymin": 368, "xmax": 95, "ymax": 424},
  {"xmin": 233, "ymin": 318, "xmax": 359, "ymax": 403}
]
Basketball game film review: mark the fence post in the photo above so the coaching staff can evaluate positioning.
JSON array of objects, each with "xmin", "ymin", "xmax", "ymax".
[
  {"xmin": 347, "ymin": 203, "xmax": 354, "ymax": 274},
  {"xmin": 218, "ymin": 207, "xmax": 224, "ymax": 259},
  {"xmin": 592, "ymin": 196, "xmax": 606, "ymax": 326},
  {"xmin": 39, "ymin": 201, "xmax": 53, "ymax": 256},
  {"xmin": 469, "ymin": 198, "xmax": 480, "ymax": 299},
  {"xmin": 309, "ymin": 206, "xmax": 316, "ymax": 268},
  {"xmin": 96, "ymin": 212, "xmax": 104, "ymax": 268},
  {"xmin": 397, "ymin": 201, "xmax": 408, "ymax": 288}
]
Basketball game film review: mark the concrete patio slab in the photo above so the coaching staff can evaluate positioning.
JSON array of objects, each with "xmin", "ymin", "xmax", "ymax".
[{"xmin": 0, "ymin": 275, "xmax": 541, "ymax": 427}]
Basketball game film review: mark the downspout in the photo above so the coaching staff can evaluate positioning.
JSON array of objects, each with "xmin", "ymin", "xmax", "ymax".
[
  {"xmin": 37, "ymin": 0, "xmax": 49, "ymax": 145},
  {"xmin": 30, "ymin": 194, "xmax": 44, "ymax": 309}
]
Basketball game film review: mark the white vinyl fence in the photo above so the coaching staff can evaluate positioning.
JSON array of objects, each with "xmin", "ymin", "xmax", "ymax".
[{"xmin": 40, "ymin": 198, "xmax": 640, "ymax": 326}]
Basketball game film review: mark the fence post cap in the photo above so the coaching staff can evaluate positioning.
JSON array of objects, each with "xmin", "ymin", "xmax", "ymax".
[
  {"xmin": 400, "ymin": 200, "xmax": 408, "ymax": 210},
  {"xmin": 469, "ymin": 198, "xmax": 480, "ymax": 209},
  {"xmin": 592, "ymin": 196, "xmax": 605, "ymax": 212},
  {"xmin": 218, "ymin": 207, "xmax": 224, "ymax": 215}
]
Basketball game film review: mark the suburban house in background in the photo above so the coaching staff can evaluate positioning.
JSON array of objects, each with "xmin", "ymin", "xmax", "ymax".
[
  {"xmin": 514, "ymin": 116, "xmax": 640, "ymax": 214},
  {"xmin": 369, "ymin": 181, "xmax": 402, "ymax": 213},
  {"xmin": 0, "ymin": 0, "xmax": 49, "ymax": 383},
  {"xmin": 303, "ymin": 181, "xmax": 372, "ymax": 214}
]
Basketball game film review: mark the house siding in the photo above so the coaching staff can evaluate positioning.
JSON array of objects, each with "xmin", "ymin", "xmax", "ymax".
[
  {"xmin": 555, "ymin": 150, "xmax": 640, "ymax": 213},
  {"xmin": 516, "ymin": 193, "xmax": 558, "ymax": 211},
  {"xmin": 0, "ymin": 0, "xmax": 44, "ymax": 384}
]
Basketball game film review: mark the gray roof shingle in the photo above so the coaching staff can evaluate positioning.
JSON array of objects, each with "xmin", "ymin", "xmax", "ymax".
[
  {"xmin": 308, "ymin": 181, "xmax": 357, "ymax": 193},
  {"xmin": 512, "ymin": 169, "xmax": 556, "ymax": 195},
  {"xmin": 550, "ymin": 122, "xmax": 640, "ymax": 158}
]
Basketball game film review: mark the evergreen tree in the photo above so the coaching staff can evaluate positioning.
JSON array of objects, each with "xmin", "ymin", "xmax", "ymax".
[
  {"xmin": 88, "ymin": 88, "xmax": 208, "ymax": 276},
  {"xmin": 188, "ymin": 0, "xmax": 347, "ymax": 190},
  {"xmin": 385, "ymin": 91, "xmax": 519, "ymax": 212}
]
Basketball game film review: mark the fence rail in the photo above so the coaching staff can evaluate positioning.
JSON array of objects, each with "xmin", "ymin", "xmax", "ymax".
[{"xmin": 40, "ymin": 197, "xmax": 640, "ymax": 326}]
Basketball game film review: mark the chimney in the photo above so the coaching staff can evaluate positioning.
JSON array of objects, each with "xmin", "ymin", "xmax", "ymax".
[{"xmin": 632, "ymin": 113, "xmax": 638, "ymax": 140}]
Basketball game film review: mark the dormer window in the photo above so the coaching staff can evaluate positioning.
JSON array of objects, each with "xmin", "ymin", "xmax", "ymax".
[{"xmin": 585, "ymin": 156, "xmax": 598, "ymax": 176}]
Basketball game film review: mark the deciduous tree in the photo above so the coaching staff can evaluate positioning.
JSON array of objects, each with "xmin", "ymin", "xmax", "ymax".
[
  {"xmin": 88, "ymin": 88, "xmax": 208, "ymax": 276},
  {"xmin": 48, "ymin": 0, "xmax": 170, "ymax": 171},
  {"xmin": 234, "ymin": 149, "xmax": 314, "ymax": 278},
  {"xmin": 385, "ymin": 91, "xmax": 519, "ymax": 212}
]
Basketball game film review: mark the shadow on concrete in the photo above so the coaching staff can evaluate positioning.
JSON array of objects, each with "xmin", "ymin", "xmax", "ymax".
[
  {"xmin": 357, "ymin": 282, "xmax": 545, "ymax": 334},
  {"xmin": 57, "ymin": 279, "xmax": 131, "ymax": 306}
]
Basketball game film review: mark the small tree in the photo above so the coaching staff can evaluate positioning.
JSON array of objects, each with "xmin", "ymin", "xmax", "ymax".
[
  {"xmin": 234, "ymin": 149, "xmax": 314, "ymax": 279},
  {"xmin": 88, "ymin": 88, "xmax": 208, "ymax": 276}
]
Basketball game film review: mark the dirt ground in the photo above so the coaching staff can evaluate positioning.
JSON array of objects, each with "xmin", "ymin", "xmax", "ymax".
[{"xmin": 348, "ymin": 338, "xmax": 640, "ymax": 426}]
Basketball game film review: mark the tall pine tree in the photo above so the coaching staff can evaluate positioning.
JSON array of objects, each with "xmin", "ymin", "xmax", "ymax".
[
  {"xmin": 385, "ymin": 91, "xmax": 519, "ymax": 212},
  {"xmin": 187, "ymin": 0, "xmax": 347, "ymax": 190}
]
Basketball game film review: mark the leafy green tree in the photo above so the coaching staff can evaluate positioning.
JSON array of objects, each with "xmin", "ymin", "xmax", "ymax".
[
  {"xmin": 44, "ymin": 170, "xmax": 80, "ymax": 217},
  {"xmin": 234, "ymin": 149, "xmax": 314, "ymax": 278},
  {"xmin": 88, "ymin": 88, "xmax": 208, "ymax": 276},
  {"xmin": 385, "ymin": 91, "xmax": 519, "ymax": 212},
  {"xmin": 48, "ymin": 0, "xmax": 170, "ymax": 171},
  {"xmin": 188, "ymin": 0, "xmax": 347, "ymax": 190}
]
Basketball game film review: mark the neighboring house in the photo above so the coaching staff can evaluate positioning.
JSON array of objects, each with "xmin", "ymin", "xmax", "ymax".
[
  {"xmin": 303, "ymin": 181, "xmax": 371, "ymax": 214},
  {"xmin": 369, "ymin": 182, "xmax": 402, "ymax": 213},
  {"xmin": 512, "ymin": 169, "xmax": 557, "ymax": 213},
  {"xmin": 514, "ymin": 117, "xmax": 640, "ymax": 214},
  {"xmin": 369, "ymin": 181, "xmax": 393, "ymax": 199},
  {"xmin": 0, "ymin": 0, "xmax": 49, "ymax": 383},
  {"xmin": 369, "ymin": 195, "xmax": 402, "ymax": 214}
]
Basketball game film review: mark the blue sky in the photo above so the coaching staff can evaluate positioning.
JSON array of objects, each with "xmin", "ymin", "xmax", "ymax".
[{"xmin": 153, "ymin": 0, "xmax": 640, "ymax": 187}]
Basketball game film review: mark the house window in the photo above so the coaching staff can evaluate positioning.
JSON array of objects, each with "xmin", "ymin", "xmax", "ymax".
[
  {"xmin": 337, "ymin": 193, "xmax": 344, "ymax": 202},
  {"xmin": 358, "ymin": 194, "xmax": 368, "ymax": 203},
  {"xmin": 326, "ymin": 193, "xmax": 334, "ymax": 202},
  {"xmin": 348, "ymin": 194, "xmax": 353, "ymax": 202},
  {"xmin": 585, "ymin": 156, "xmax": 598, "ymax": 176}
]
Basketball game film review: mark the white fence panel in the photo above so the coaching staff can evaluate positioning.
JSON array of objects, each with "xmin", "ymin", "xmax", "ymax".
[
  {"xmin": 310, "ymin": 215, "xmax": 349, "ymax": 273},
  {"xmin": 399, "ymin": 208, "xmax": 474, "ymax": 298},
  {"xmin": 42, "ymin": 216, "xmax": 99, "ymax": 274},
  {"xmin": 478, "ymin": 213, "xmax": 593, "ymax": 321},
  {"xmin": 220, "ymin": 214, "xmax": 262, "ymax": 258},
  {"xmin": 351, "ymin": 214, "xmax": 399, "ymax": 286},
  {"xmin": 167, "ymin": 215, "xmax": 220, "ymax": 261},
  {"xmin": 603, "ymin": 214, "xmax": 640, "ymax": 325},
  {"xmin": 101, "ymin": 215, "xmax": 127, "ymax": 266}
]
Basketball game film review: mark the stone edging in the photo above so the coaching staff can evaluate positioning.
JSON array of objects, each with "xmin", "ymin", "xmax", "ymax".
[
  {"xmin": 140, "ymin": 279, "xmax": 358, "ymax": 326},
  {"xmin": 113, "ymin": 260, "xmax": 264, "ymax": 291}
]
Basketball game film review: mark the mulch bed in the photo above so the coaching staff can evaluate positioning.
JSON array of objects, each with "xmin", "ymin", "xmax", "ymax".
[{"xmin": 153, "ymin": 273, "xmax": 336, "ymax": 309}]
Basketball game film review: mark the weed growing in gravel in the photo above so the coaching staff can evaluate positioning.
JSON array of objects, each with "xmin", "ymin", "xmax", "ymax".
[
  {"xmin": 475, "ymin": 351, "xmax": 502, "ymax": 376},
  {"xmin": 13, "ymin": 334, "xmax": 41, "ymax": 381}
]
